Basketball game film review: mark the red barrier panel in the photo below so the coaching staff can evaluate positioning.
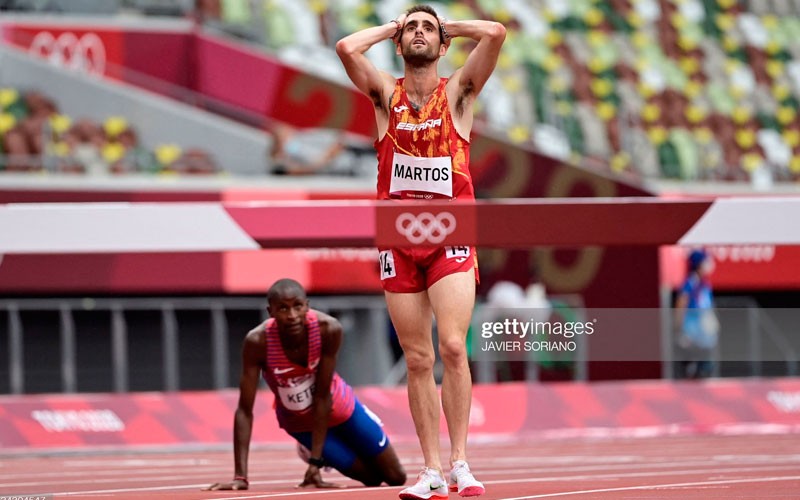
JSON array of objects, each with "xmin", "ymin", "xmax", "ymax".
[
  {"xmin": 0, "ymin": 21, "xmax": 191, "ymax": 84},
  {"xmin": 374, "ymin": 198, "xmax": 713, "ymax": 248},
  {"xmin": 1, "ymin": 198, "xmax": 730, "ymax": 254},
  {"xmin": 2, "ymin": 379, "xmax": 799, "ymax": 452},
  {"xmin": 2, "ymin": 197, "xmax": 800, "ymax": 298},
  {"xmin": 192, "ymin": 34, "xmax": 284, "ymax": 118},
  {"xmin": 3, "ymin": 198, "xmax": 737, "ymax": 253},
  {"xmin": 225, "ymin": 201, "xmax": 376, "ymax": 248},
  {"xmin": 3, "ymin": 24, "xmax": 127, "ymax": 78}
]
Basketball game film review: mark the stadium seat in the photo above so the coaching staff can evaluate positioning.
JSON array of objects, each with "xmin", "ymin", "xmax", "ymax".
[
  {"xmin": 575, "ymin": 102, "xmax": 611, "ymax": 158},
  {"xmin": 670, "ymin": 127, "xmax": 701, "ymax": 180}
]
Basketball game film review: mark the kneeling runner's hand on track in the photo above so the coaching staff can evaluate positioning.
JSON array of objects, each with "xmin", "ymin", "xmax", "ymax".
[
  {"xmin": 297, "ymin": 464, "xmax": 344, "ymax": 489},
  {"xmin": 203, "ymin": 477, "xmax": 248, "ymax": 491}
]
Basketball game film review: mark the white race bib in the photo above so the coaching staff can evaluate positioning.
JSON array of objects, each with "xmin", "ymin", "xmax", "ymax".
[
  {"xmin": 277, "ymin": 374, "xmax": 315, "ymax": 411},
  {"xmin": 389, "ymin": 152, "xmax": 452, "ymax": 197},
  {"xmin": 445, "ymin": 246, "xmax": 470, "ymax": 260},
  {"xmin": 379, "ymin": 250, "xmax": 396, "ymax": 280}
]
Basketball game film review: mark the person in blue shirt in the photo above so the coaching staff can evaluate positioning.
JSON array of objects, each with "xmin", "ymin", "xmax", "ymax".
[{"xmin": 674, "ymin": 249, "xmax": 719, "ymax": 379}]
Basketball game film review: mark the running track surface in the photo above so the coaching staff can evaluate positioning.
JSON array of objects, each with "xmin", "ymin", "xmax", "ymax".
[{"xmin": 2, "ymin": 433, "xmax": 799, "ymax": 499}]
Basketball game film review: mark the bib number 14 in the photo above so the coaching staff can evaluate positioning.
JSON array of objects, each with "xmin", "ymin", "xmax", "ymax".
[{"xmin": 379, "ymin": 250, "xmax": 396, "ymax": 280}]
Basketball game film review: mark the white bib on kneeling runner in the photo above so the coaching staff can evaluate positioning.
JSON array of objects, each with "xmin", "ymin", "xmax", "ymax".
[{"xmin": 277, "ymin": 373, "xmax": 315, "ymax": 412}]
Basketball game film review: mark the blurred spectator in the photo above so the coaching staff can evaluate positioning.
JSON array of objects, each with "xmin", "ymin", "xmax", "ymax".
[
  {"xmin": 478, "ymin": 278, "xmax": 552, "ymax": 382},
  {"xmin": 1, "ymin": 91, "xmax": 57, "ymax": 171},
  {"xmin": 267, "ymin": 121, "xmax": 374, "ymax": 177},
  {"xmin": 674, "ymin": 249, "xmax": 719, "ymax": 379},
  {"xmin": 106, "ymin": 127, "xmax": 158, "ymax": 174},
  {"xmin": 61, "ymin": 118, "xmax": 107, "ymax": 174},
  {"xmin": 172, "ymin": 147, "xmax": 218, "ymax": 174},
  {"xmin": 1, "ymin": 88, "xmax": 218, "ymax": 176},
  {"xmin": 194, "ymin": 0, "xmax": 221, "ymax": 23}
]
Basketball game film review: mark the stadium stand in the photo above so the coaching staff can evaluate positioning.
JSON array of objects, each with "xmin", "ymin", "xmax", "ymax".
[
  {"xmin": 0, "ymin": 0, "xmax": 188, "ymax": 15},
  {"xmin": 3, "ymin": 0, "xmax": 800, "ymax": 185},
  {"xmin": 0, "ymin": 86, "xmax": 219, "ymax": 175},
  {"xmin": 0, "ymin": 41, "xmax": 276, "ymax": 176},
  {"xmin": 128, "ymin": 0, "xmax": 800, "ymax": 185}
]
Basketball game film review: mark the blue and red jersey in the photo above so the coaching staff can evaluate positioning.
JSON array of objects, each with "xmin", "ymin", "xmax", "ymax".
[{"xmin": 262, "ymin": 311, "xmax": 355, "ymax": 433}]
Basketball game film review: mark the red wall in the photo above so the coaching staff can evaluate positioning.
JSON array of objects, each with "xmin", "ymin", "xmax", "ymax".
[{"xmin": 2, "ymin": 378, "xmax": 799, "ymax": 451}]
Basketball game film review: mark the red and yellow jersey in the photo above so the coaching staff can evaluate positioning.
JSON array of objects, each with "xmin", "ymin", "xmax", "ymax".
[{"xmin": 375, "ymin": 78, "xmax": 474, "ymax": 200}]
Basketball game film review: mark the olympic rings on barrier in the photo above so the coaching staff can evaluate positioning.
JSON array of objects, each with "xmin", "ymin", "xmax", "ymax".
[
  {"xmin": 29, "ymin": 31, "xmax": 107, "ymax": 76},
  {"xmin": 395, "ymin": 211, "xmax": 456, "ymax": 244}
]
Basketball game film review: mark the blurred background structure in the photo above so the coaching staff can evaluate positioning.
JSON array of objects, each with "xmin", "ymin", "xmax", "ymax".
[{"xmin": 1, "ymin": 0, "xmax": 799, "ymax": 396}]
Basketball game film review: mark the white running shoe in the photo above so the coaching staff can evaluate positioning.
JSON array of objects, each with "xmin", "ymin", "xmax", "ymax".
[
  {"xmin": 399, "ymin": 467, "xmax": 448, "ymax": 499},
  {"xmin": 449, "ymin": 461, "xmax": 485, "ymax": 497}
]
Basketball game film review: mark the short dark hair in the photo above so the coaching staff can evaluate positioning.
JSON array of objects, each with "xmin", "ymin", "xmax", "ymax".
[
  {"xmin": 267, "ymin": 278, "xmax": 306, "ymax": 303},
  {"xmin": 404, "ymin": 4, "xmax": 445, "ymax": 43},
  {"xmin": 687, "ymin": 249, "xmax": 708, "ymax": 273}
]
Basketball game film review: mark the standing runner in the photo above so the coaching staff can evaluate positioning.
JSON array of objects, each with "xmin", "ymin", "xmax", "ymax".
[{"xmin": 336, "ymin": 5, "xmax": 505, "ymax": 498}]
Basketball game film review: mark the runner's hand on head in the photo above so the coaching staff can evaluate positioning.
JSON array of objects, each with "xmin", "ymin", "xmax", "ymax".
[
  {"xmin": 393, "ymin": 14, "xmax": 407, "ymax": 42},
  {"xmin": 439, "ymin": 17, "xmax": 452, "ymax": 47},
  {"xmin": 203, "ymin": 478, "xmax": 248, "ymax": 491},
  {"xmin": 297, "ymin": 465, "xmax": 345, "ymax": 489}
]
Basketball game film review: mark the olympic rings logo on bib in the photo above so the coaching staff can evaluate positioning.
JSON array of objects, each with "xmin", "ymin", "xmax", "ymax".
[{"xmin": 396, "ymin": 212, "xmax": 456, "ymax": 244}]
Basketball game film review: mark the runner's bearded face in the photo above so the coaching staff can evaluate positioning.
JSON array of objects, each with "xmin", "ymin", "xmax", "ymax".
[{"xmin": 398, "ymin": 14, "xmax": 444, "ymax": 67}]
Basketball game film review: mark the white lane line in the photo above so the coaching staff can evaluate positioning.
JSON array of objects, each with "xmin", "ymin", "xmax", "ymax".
[
  {"xmin": 14, "ymin": 458, "xmax": 798, "ymax": 488},
  {"xmin": 0, "ymin": 463, "xmax": 301, "ymax": 482},
  {"xmin": 497, "ymin": 475, "xmax": 800, "ymax": 499},
  {"xmin": 46, "ymin": 478, "xmax": 300, "ymax": 495},
  {"xmin": 7, "ymin": 452, "xmax": 800, "ymax": 484},
  {"xmin": 209, "ymin": 486, "xmax": 390, "ymax": 500},
  {"xmin": 43, "ymin": 464, "xmax": 800, "ymax": 497}
]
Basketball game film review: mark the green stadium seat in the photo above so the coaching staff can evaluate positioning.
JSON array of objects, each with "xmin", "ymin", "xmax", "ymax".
[
  {"xmin": 707, "ymin": 81, "xmax": 737, "ymax": 115},
  {"xmin": 221, "ymin": 0, "xmax": 251, "ymax": 24},
  {"xmin": 670, "ymin": 127, "xmax": 701, "ymax": 180},
  {"xmin": 658, "ymin": 139, "xmax": 682, "ymax": 179},
  {"xmin": 263, "ymin": 1, "xmax": 296, "ymax": 49}
]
